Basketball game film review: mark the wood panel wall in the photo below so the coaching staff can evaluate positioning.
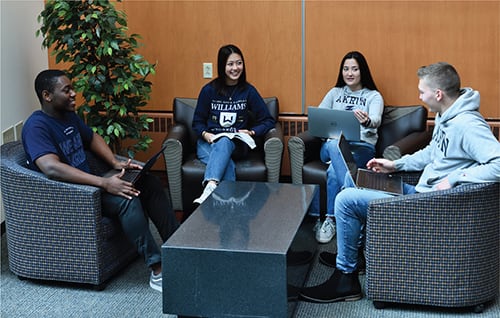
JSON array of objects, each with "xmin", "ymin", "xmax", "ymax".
[
  {"xmin": 49, "ymin": 0, "xmax": 500, "ymax": 119},
  {"xmin": 305, "ymin": 1, "xmax": 500, "ymax": 119},
  {"xmin": 116, "ymin": 0, "xmax": 302, "ymax": 115}
]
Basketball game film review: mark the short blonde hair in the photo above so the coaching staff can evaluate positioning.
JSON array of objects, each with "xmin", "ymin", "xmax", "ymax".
[{"xmin": 417, "ymin": 62, "xmax": 460, "ymax": 98}]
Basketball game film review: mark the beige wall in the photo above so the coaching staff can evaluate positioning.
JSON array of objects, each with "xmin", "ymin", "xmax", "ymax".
[{"xmin": 1, "ymin": 0, "xmax": 48, "ymax": 224}]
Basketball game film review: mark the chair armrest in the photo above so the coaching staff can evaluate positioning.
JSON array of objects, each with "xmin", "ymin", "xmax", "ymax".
[
  {"xmin": 263, "ymin": 123, "xmax": 284, "ymax": 183},
  {"xmin": 368, "ymin": 183, "xmax": 499, "ymax": 224},
  {"xmin": 366, "ymin": 182, "xmax": 499, "ymax": 266},
  {"xmin": 1, "ymin": 161, "xmax": 103, "ymax": 243},
  {"xmin": 382, "ymin": 130, "xmax": 432, "ymax": 160},
  {"xmin": 162, "ymin": 124, "xmax": 191, "ymax": 211},
  {"xmin": 288, "ymin": 131, "xmax": 323, "ymax": 184}
]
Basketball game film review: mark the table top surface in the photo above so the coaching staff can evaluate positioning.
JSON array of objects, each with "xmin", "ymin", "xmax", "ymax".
[{"xmin": 163, "ymin": 181, "xmax": 317, "ymax": 254}]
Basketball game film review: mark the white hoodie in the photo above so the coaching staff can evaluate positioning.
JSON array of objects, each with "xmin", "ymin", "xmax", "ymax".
[{"xmin": 394, "ymin": 88, "xmax": 500, "ymax": 192}]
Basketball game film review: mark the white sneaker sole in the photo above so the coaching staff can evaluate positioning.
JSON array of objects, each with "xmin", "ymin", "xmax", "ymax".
[
  {"xmin": 316, "ymin": 233, "xmax": 335, "ymax": 244},
  {"xmin": 150, "ymin": 280, "xmax": 162, "ymax": 292}
]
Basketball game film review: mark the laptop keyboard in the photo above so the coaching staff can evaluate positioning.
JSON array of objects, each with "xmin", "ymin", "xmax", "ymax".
[
  {"xmin": 367, "ymin": 174, "xmax": 389, "ymax": 190},
  {"xmin": 121, "ymin": 169, "xmax": 140, "ymax": 183}
]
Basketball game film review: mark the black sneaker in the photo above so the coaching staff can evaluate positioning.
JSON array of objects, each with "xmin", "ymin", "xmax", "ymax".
[
  {"xmin": 299, "ymin": 269, "xmax": 362, "ymax": 303},
  {"xmin": 318, "ymin": 250, "xmax": 366, "ymax": 274}
]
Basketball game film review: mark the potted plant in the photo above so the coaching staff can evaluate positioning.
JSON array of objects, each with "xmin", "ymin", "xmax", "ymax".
[{"xmin": 37, "ymin": 0, "xmax": 156, "ymax": 156}]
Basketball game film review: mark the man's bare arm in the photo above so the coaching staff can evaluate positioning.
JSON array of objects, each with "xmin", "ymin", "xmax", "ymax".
[{"xmin": 35, "ymin": 153, "xmax": 140, "ymax": 200}]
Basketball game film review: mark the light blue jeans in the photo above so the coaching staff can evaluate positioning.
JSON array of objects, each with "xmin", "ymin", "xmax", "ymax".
[
  {"xmin": 308, "ymin": 139, "xmax": 376, "ymax": 217},
  {"xmin": 335, "ymin": 182, "xmax": 417, "ymax": 273},
  {"xmin": 196, "ymin": 137, "xmax": 238, "ymax": 184}
]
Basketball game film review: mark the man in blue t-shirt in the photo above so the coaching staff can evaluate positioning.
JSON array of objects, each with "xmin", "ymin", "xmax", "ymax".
[{"xmin": 22, "ymin": 69, "xmax": 179, "ymax": 292}]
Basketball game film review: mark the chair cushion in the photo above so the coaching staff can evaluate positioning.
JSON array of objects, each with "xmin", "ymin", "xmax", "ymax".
[{"xmin": 376, "ymin": 105, "xmax": 427, "ymax": 156}]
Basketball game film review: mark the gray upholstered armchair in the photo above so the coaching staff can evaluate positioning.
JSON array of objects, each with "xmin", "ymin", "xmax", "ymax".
[
  {"xmin": 288, "ymin": 105, "xmax": 431, "ymax": 212},
  {"xmin": 0, "ymin": 141, "xmax": 137, "ymax": 290},
  {"xmin": 162, "ymin": 97, "xmax": 283, "ymax": 219},
  {"xmin": 366, "ymin": 176, "xmax": 499, "ymax": 313}
]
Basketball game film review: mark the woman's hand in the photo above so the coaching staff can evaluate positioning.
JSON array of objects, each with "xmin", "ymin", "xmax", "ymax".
[
  {"xmin": 238, "ymin": 129, "xmax": 255, "ymax": 136},
  {"xmin": 353, "ymin": 109, "xmax": 370, "ymax": 126},
  {"xmin": 202, "ymin": 131, "xmax": 215, "ymax": 143}
]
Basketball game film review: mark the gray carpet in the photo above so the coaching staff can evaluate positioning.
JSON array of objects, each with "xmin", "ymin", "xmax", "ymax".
[{"xmin": 2, "ymin": 216, "xmax": 499, "ymax": 318}]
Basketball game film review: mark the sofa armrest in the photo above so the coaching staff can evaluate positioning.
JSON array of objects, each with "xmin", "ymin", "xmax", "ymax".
[
  {"xmin": 163, "ymin": 124, "xmax": 191, "ymax": 211},
  {"xmin": 263, "ymin": 123, "xmax": 284, "ymax": 183},
  {"xmin": 382, "ymin": 130, "xmax": 432, "ymax": 160}
]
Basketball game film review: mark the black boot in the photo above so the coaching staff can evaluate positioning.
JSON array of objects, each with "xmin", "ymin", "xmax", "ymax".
[
  {"xmin": 318, "ymin": 250, "xmax": 366, "ymax": 274},
  {"xmin": 299, "ymin": 269, "xmax": 362, "ymax": 303}
]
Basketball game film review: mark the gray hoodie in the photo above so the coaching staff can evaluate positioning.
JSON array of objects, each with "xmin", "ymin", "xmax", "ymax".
[
  {"xmin": 318, "ymin": 86, "xmax": 384, "ymax": 145},
  {"xmin": 394, "ymin": 88, "xmax": 500, "ymax": 192}
]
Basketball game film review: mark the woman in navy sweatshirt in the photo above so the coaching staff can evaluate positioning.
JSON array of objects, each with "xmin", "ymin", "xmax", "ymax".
[{"xmin": 191, "ymin": 44, "xmax": 275, "ymax": 205}]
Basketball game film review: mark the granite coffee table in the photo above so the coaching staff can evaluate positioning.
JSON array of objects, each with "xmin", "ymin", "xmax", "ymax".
[{"xmin": 162, "ymin": 180, "xmax": 317, "ymax": 317}]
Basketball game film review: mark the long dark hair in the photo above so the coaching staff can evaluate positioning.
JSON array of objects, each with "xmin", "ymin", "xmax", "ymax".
[
  {"xmin": 335, "ymin": 51, "xmax": 379, "ymax": 91},
  {"xmin": 212, "ymin": 44, "xmax": 248, "ymax": 96}
]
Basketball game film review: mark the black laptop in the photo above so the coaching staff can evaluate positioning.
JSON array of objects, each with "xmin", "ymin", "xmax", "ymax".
[
  {"xmin": 104, "ymin": 145, "xmax": 166, "ymax": 185},
  {"xmin": 337, "ymin": 134, "xmax": 403, "ymax": 195}
]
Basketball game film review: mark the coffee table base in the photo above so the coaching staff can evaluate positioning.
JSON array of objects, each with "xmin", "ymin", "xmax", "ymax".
[{"xmin": 162, "ymin": 181, "xmax": 317, "ymax": 317}]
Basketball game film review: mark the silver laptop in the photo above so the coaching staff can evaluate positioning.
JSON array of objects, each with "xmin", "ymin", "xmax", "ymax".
[
  {"xmin": 307, "ymin": 106, "xmax": 360, "ymax": 141},
  {"xmin": 337, "ymin": 134, "xmax": 403, "ymax": 195},
  {"xmin": 103, "ymin": 145, "xmax": 166, "ymax": 185}
]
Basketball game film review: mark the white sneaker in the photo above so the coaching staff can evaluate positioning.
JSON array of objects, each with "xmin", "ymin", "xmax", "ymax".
[
  {"xmin": 315, "ymin": 217, "xmax": 335, "ymax": 243},
  {"xmin": 193, "ymin": 182, "xmax": 217, "ymax": 205}
]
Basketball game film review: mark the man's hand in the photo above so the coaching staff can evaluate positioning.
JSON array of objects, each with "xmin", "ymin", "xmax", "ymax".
[
  {"xmin": 435, "ymin": 177, "xmax": 452, "ymax": 190},
  {"xmin": 366, "ymin": 158, "xmax": 396, "ymax": 173},
  {"xmin": 102, "ymin": 169, "xmax": 141, "ymax": 200},
  {"xmin": 112, "ymin": 158, "xmax": 142, "ymax": 171}
]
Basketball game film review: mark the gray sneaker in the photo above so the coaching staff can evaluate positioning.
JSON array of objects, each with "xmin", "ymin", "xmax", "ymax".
[
  {"xmin": 150, "ymin": 271, "xmax": 162, "ymax": 292},
  {"xmin": 315, "ymin": 217, "xmax": 335, "ymax": 243}
]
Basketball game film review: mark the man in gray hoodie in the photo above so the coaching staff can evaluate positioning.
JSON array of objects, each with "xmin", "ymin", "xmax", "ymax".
[{"xmin": 299, "ymin": 62, "xmax": 500, "ymax": 303}]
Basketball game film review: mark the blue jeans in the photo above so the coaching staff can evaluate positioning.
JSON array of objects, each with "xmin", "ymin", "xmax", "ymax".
[
  {"xmin": 101, "ymin": 174, "xmax": 179, "ymax": 268},
  {"xmin": 335, "ymin": 181, "xmax": 417, "ymax": 273},
  {"xmin": 308, "ymin": 139, "xmax": 375, "ymax": 217},
  {"xmin": 197, "ymin": 137, "xmax": 245, "ymax": 184}
]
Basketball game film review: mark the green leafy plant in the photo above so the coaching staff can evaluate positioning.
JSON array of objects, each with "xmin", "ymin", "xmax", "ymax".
[{"xmin": 37, "ymin": 0, "xmax": 156, "ymax": 157}]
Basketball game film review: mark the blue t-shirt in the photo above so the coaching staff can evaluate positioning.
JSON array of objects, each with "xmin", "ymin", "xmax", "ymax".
[{"xmin": 22, "ymin": 110, "xmax": 94, "ymax": 173}]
